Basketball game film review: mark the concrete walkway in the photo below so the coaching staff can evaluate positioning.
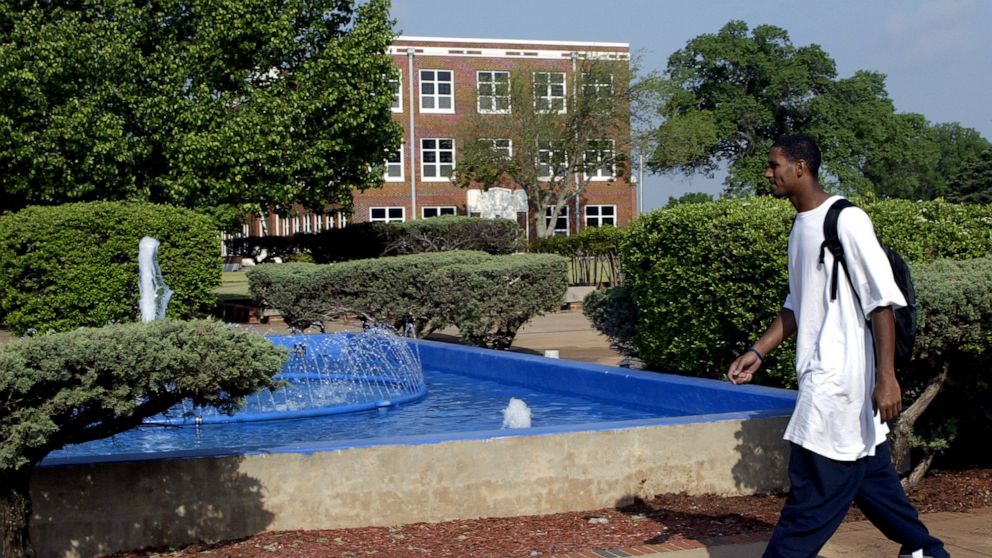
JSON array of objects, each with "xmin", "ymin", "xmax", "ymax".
[{"xmin": 583, "ymin": 508, "xmax": 992, "ymax": 557}]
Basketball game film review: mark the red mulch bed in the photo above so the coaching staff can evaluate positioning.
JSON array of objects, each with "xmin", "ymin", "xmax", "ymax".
[{"xmin": 108, "ymin": 468, "xmax": 992, "ymax": 558}]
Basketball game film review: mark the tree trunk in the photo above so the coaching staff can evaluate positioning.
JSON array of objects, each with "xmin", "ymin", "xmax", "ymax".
[
  {"xmin": 889, "ymin": 363, "xmax": 949, "ymax": 489},
  {"xmin": 1, "ymin": 468, "xmax": 35, "ymax": 558},
  {"xmin": 902, "ymin": 452, "xmax": 936, "ymax": 493}
]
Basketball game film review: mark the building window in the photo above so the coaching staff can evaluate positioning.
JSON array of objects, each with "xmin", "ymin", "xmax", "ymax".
[
  {"xmin": 481, "ymin": 138, "xmax": 513, "ymax": 159},
  {"xmin": 582, "ymin": 72, "xmax": 614, "ymax": 98},
  {"xmin": 370, "ymin": 207, "xmax": 405, "ymax": 223},
  {"xmin": 545, "ymin": 206, "xmax": 569, "ymax": 236},
  {"xmin": 390, "ymin": 71, "xmax": 402, "ymax": 112},
  {"xmin": 477, "ymin": 71, "xmax": 511, "ymax": 113},
  {"xmin": 585, "ymin": 139, "xmax": 615, "ymax": 180},
  {"xmin": 533, "ymin": 72, "xmax": 566, "ymax": 113},
  {"xmin": 421, "ymin": 138, "xmax": 455, "ymax": 180},
  {"xmin": 422, "ymin": 206, "xmax": 457, "ymax": 218},
  {"xmin": 584, "ymin": 205, "xmax": 616, "ymax": 227},
  {"xmin": 537, "ymin": 140, "xmax": 567, "ymax": 180},
  {"xmin": 420, "ymin": 69, "xmax": 454, "ymax": 113},
  {"xmin": 385, "ymin": 146, "xmax": 403, "ymax": 182}
]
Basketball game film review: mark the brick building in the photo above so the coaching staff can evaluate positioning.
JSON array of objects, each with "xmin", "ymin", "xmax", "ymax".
[{"xmin": 242, "ymin": 36, "xmax": 635, "ymax": 241}]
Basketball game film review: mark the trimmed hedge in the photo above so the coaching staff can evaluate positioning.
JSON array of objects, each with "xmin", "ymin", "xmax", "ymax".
[
  {"xmin": 248, "ymin": 251, "xmax": 568, "ymax": 348},
  {"xmin": 247, "ymin": 252, "xmax": 492, "ymax": 334},
  {"xmin": 625, "ymin": 197, "xmax": 795, "ymax": 384},
  {"xmin": 427, "ymin": 253, "xmax": 568, "ymax": 349},
  {"xmin": 227, "ymin": 216, "xmax": 520, "ymax": 264},
  {"xmin": 0, "ymin": 202, "xmax": 220, "ymax": 334},
  {"xmin": 621, "ymin": 198, "xmax": 992, "ymax": 385}
]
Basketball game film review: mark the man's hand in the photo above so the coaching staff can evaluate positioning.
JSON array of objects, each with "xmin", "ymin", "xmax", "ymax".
[
  {"xmin": 873, "ymin": 372, "xmax": 902, "ymax": 422},
  {"xmin": 727, "ymin": 351, "xmax": 761, "ymax": 385}
]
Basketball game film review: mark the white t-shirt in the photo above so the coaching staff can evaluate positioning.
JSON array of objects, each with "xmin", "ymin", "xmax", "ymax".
[{"xmin": 782, "ymin": 195, "xmax": 907, "ymax": 461}]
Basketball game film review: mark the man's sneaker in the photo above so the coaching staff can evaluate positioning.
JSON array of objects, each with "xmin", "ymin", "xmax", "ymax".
[{"xmin": 898, "ymin": 551, "xmax": 928, "ymax": 558}]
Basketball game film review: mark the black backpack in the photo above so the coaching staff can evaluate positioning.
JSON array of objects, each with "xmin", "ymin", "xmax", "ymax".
[{"xmin": 818, "ymin": 198, "xmax": 917, "ymax": 368}]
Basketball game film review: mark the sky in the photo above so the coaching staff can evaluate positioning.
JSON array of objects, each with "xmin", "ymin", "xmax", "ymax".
[{"xmin": 390, "ymin": 0, "xmax": 992, "ymax": 212}]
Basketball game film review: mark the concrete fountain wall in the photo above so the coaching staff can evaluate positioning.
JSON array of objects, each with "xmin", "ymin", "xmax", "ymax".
[{"xmin": 30, "ymin": 339, "xmax": 795, "ymax": 558}]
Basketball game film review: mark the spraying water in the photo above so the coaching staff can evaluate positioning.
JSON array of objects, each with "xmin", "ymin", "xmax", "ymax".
[
  {"xmin": 138, "ymin": 236, "xmax": 173, "ymax": 323},
  {"xmin": 502, "ymin": 397, "xmax": 532, "ymax": 429}
]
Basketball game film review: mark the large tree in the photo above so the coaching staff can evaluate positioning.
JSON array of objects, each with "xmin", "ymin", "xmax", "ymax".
[
  {"xmin": 0, "ymin": 0, "xmax": 402, "ymax": 223},
  {"xmin": 648, "ymin": 21, "xmax": 989, "ymax": 199},
  {"xmin": 647, "ymin": 21, "xmax": 836, "ymax": 195},
  {"xmin": 452, "ymin": 59, "xmax": 631, "ymax": 238},
  {"xmin": 946, "ymin": 147, "xmax": 992, "ymax": 204}
]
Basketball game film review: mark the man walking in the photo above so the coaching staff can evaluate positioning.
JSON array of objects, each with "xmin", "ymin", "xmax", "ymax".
[{"xmin": 727, "ymin": 135, "xmax": 949, "ymax": 558}]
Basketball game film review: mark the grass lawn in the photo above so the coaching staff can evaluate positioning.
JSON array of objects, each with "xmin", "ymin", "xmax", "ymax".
[{"xmin": 216, "ymin": 271, "xmax": 251, "ymax": 299}]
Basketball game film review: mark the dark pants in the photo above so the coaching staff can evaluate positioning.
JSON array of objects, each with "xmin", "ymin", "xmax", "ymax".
[{"xmin": 762, "ymin": 442, "xmax": 948, "ymax": 558}]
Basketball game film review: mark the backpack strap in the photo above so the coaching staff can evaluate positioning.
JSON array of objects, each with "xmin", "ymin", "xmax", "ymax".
[{"xmin": 819, "ymin": 198, "xmax": 855, "ymax": 302}]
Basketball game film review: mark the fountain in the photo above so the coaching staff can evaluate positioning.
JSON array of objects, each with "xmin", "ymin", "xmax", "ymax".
[
  {"xmin": 148, "ymin": 327, "xmax": 428, "ymax": 425},
  {"xmin": 136, "ymin": 237, "xmax": 428, "ymax": 425},
  {"xmin": 138, "ymin": 236, "xmax": 173, "ymax": 323}
]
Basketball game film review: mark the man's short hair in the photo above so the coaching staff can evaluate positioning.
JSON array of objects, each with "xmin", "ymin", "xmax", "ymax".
[{"xmin": 772, "ymin": 135, "xmax": 821, "ymax": 178}]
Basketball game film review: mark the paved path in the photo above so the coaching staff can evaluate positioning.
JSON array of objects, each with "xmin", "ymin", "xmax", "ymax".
[{"xmin": 552, "ymin": 508, "xmax": 992, "ymax": 557}]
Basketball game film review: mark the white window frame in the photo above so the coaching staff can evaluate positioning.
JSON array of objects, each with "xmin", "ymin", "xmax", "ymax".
[
  {"xmin": 385, "ymin": 145, "xmax": 404, "ymax": 182},
  {"xmin": 480, "ymin": 138, "xmax": 513, "ymax": 159},
  {"xmin": 545, "ymin": 206, "xmax": 570, "ymax": 236},
  {"xmin": 390, "ymin": 70, "xmax": 402, "ymax": 113},
  {"xmin": 369, "ymin": 207, "xmax": 405, "ymax": 223},
  {"xmin": 419, "ymin": 69, "xmax": 454, "ymax": 114},
  {"xmin": 421, "ymin": 138, "xmax": 455, "ymax": 181},
  {"xmin": 585, "ymin": 139, "xmax": 616, "ymax": 181},
  {"xmin": 422, "ymin": 206, "xmax": 457, "ymax": 218},
  {"xmin": 584, "ymin": 205, "xmax": 616, "ymax": 228},
  {"xmin": 477, "ymin": 71, "xmax": 511, "ymax": 114},
  {"xmin": 533, "ymin": 71, "xmax": 567, "ymax": 113},
  {"xmin": 537, "ymin": 140, "xmax": 567, "ymax": 180},
  {"xmin": 582, "ymin": 72, "xmax": 614, "ymax": 98}
]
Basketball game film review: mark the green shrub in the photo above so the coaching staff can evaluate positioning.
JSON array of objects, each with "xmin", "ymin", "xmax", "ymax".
[
  {"xmin": 864, "ymin": 199, "xmax": 992, "ymax": 262},
  {"xmin": 0, "ymin": 202, "xmax": 220, "ymax": 334},
  {"xmin": 427, "ymin": 254, "xmax": 568, "ymax": 349},
  {"xmin": 624, "ymin": 197, "xmax": 796, "ymax": 385},
  {"xmin": 245, "ymin": 262, "xmax": 322, "ymax": 325},
  {"xmin": 582, "ymin": 286, "xmax": 638, "ymax": 357},
  {"xmin": 531, "ymin": 225, "xmax": 626, "ymax": 286},
  {"xmin": 901, "ymin": 257, "xmax": 992, "ymax": 468},
  {"xmin": 622, "ymin": 197, "xmax": 992, "ymax": 387},
  {"xmin": 248, "ymin": 252, "xmax": 492, "ymax": 334}
]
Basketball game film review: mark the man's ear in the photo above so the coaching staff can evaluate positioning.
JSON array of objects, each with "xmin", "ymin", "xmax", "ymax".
[{"xmin": 795, "ymin": 159, "xmax": 805, "ymax": 178}]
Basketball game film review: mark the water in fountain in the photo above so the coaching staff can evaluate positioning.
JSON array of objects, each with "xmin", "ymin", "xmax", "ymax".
[
  {"xmin": 148, "ymin": 326, "xmax": 428, "ymax": 425},
  {"xmin": 138, "ymin": 236, "xmax": 173, "ymax": 323}
]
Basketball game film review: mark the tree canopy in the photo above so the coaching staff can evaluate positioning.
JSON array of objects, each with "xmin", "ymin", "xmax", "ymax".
[
  {"xmin": 452, "ymin": 59, "xmax": 631, "ymax": 238},
  {"xmin": 0, "ymin": 0, "xmax": 402, "ymax": 223},
  {"xmin": 647, "ymin": 21, "xmax": 990, "ymax": 198},
  {"xmin": 946, "ymin": 147, "xmax": 992, "ymax": 204}
]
